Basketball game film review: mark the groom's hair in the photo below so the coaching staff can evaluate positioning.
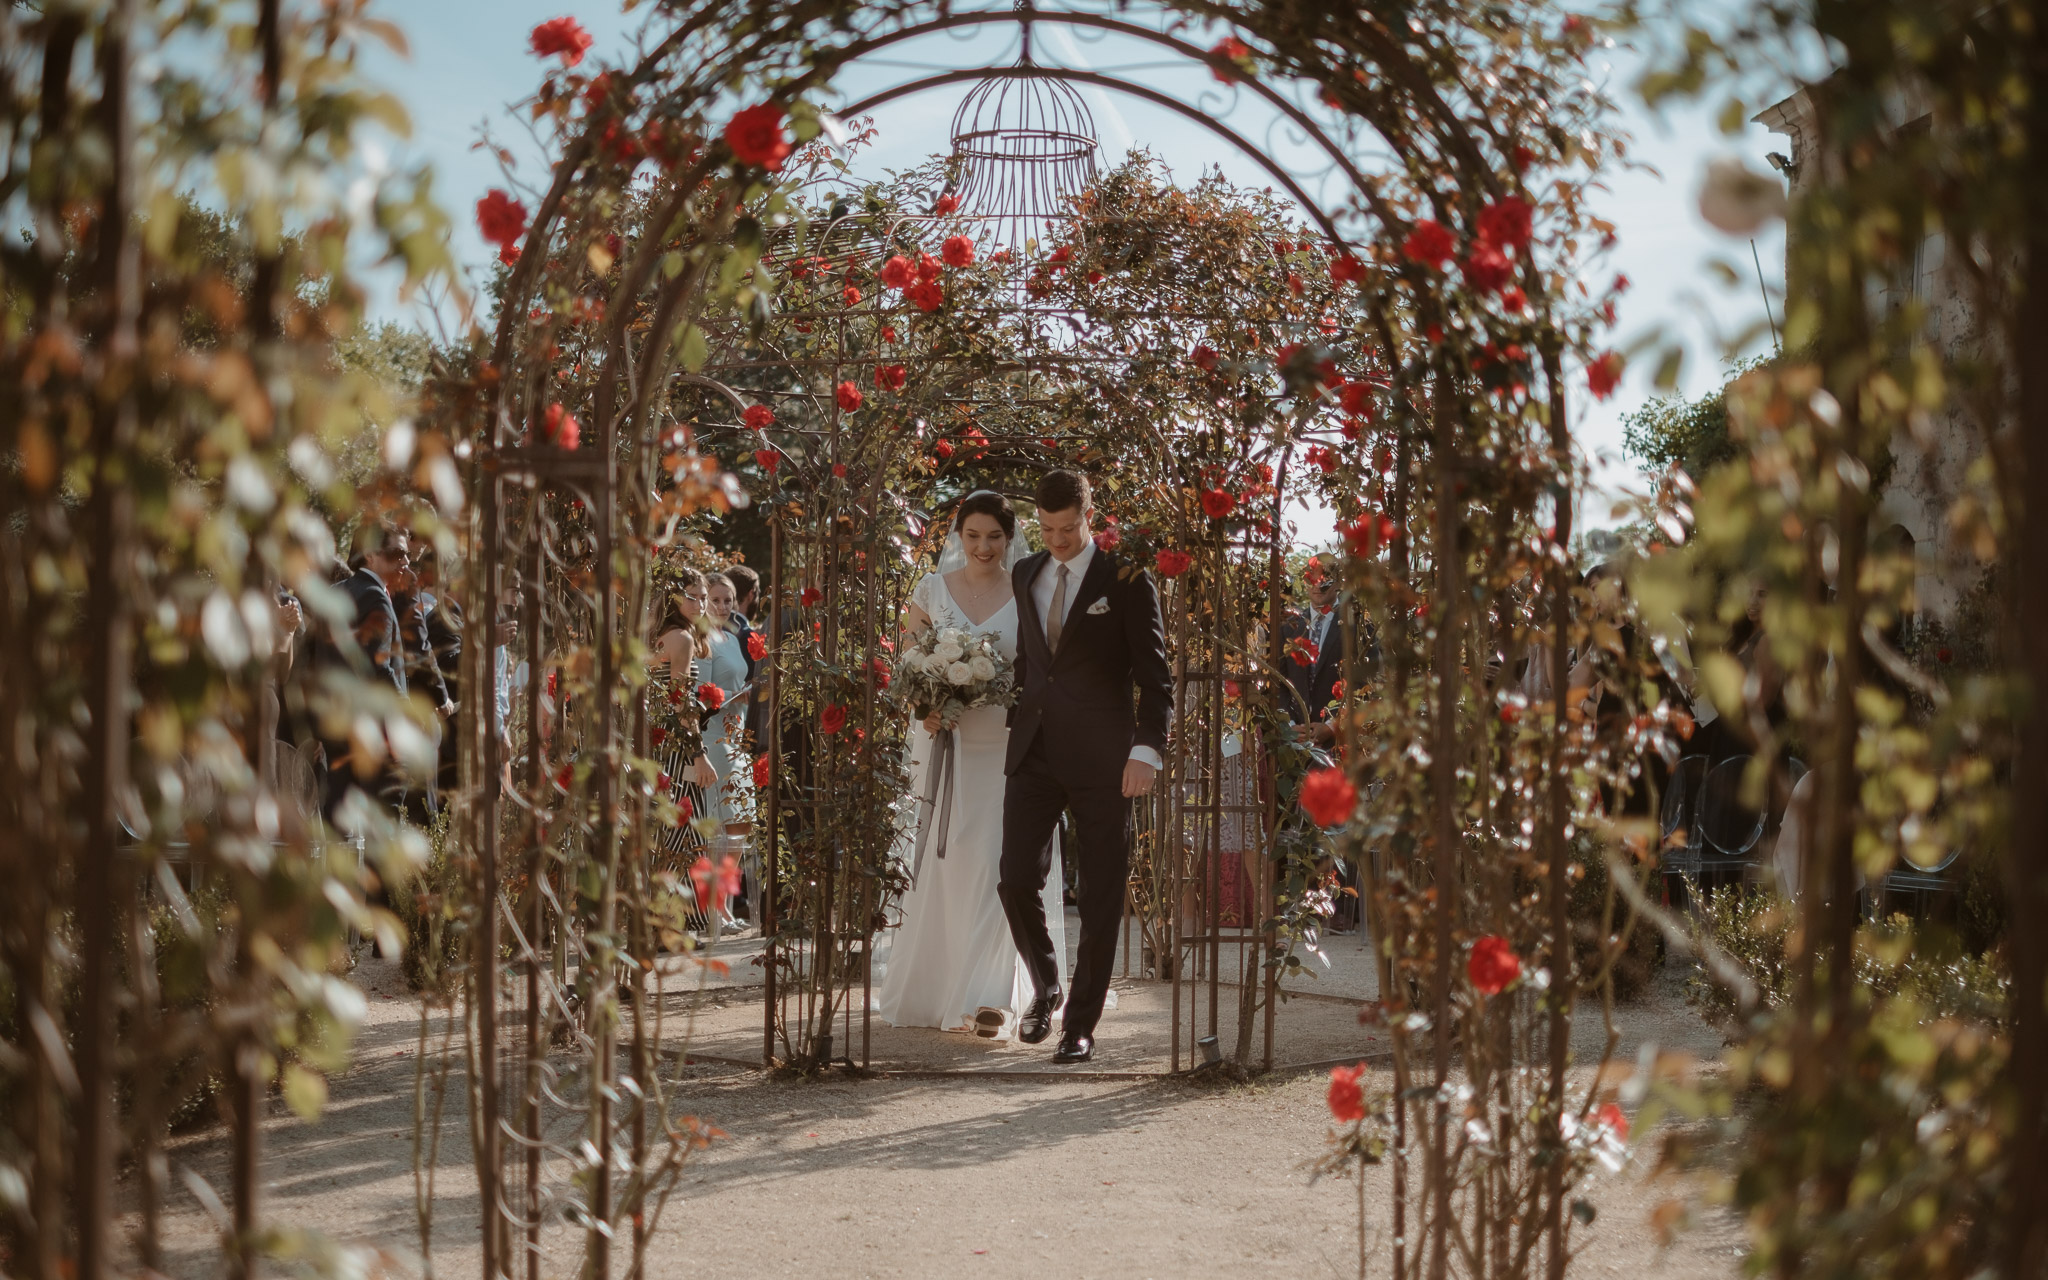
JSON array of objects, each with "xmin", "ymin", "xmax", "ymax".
[{"xmin": 1034, "ymin": 469, "xmax": 1091, "ymax": 515}]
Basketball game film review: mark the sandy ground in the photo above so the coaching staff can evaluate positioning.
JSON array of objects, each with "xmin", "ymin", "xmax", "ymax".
[{"xmin": 133, "ymin": 921, "xmax": 1749, "ymax": 1280}]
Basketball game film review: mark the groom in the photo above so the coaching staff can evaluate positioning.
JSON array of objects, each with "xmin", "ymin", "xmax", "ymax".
[{"xmin": 1000, "ymin": 470, "xmax": 1173, "ymax": 1063}]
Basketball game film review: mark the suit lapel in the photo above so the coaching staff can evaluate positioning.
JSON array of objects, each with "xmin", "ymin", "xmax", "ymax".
[
  {"xmin": 1051, "ymin": 549, "xmax": 1117, "ymax": 668},
  {"xmin": 1014, "ymin": 551, "xmax": 1052, "ymax": 668}
]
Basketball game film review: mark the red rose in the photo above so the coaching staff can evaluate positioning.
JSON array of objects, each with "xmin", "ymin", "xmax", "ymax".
[
  {"xmin": 1401, "ymin": 219, "xmax": 1455, "ymax": 268},
  {"xmin": 1299, "ymin": 767, "xmax": 1357, "ymax": 827},
  {"xmin": 916, "ymin": 252, "xmax": 943, "ymax": 283},
  {"xmin": 744, "ymin": 403, "xmax": 775, "ymax": 430},
  {"xmin": 1154, "ymin": 549, "xmax": 1192, "ymax": 578},
  {"xmin": 1338, "ymin": 381, "xmax": 1372, "ymax": 415},
  {"xmin": 799, "ymin": 586, "xmax": 821, "ymax": 607},
  {"xmin": 544, "ymin": 403, "xmax": 581, "ymax": 449},
  {"xmin": 880, "ymin": 325, "xmax": 898, "ymax": 342},
  {"xmin": 879, "ymin": 256, "xmax": 914, "ymax": 290},
  {"xmin": 754, "ymin": 448, "xmax": 779, "ymax": 474},
  {"xmin": 1305, "ymin": 444, "xmax": 1337, "ymax": 475},
  {"xmin": 476, "ymin": 189, "xmax": 528, "ymax": 249},
  {"xmin": 908, "ymin": 279, "xmax": 944, "ymax": 312},
  {"xmin": 1467, "ymin": 935, "xmax": 1520, "ymax": 995},
  {"xmin": 1463, "ymin": 242, "xmax": 1513, "ymax": 295},
  {"xmin": 1048, "ymin": 244, "xmax": 1072, "ymax": 266},
  {"xmin": 752, "ymin": 755, "xmax": 772, "ymax": 788},
  {"xmin": 723, "ymin": 103, "xmax": 792, "ymax": 172},
  {"xmin": 1191, "ymin": 344, "xmax": 1220, "ymax": 371},
  {"xmin": 836, "ymin": 381, "xmax": 864, "ymax": 412},
  {"xmin": 876, "ymin": 364, "xmax": 907, "ymax": 391},
  {"xmin": 747, "ymin": 632, "xmax": 767, "ymax": 661},
  {"xmin": 1612, "ymin": 273, "xmax": 1632, "ymax": 294},
  {"xmin": 1200, "ymin": 488, "xmax": 1236, "ymax": 520},
  {"xmin": 651, "ymin": 726, "xmax": 667, "ymax": 750},
  {"xmin": 697, "ymin": 682, "xmax": 725, "ymax": 711},
  {"xmin": 933, "ymin": 193, "xmax": 959, "ymax": 216},
  {"xmin": 832, "ymin": 463, "xmax": 848, "ymax": 478},
  {"xmin": 942, "ymin": 235, "xmax": 976, "ymax": 267},
  {"xmin": 1327, "ymin": 1062, "xmax": 1367, "ymax": 1123},
  {"xmin": 1499, "ymin": 702, "xmax": 1521, "ymax": 724},
  {"xmin": 1093, "ymin": 525, "xmax": 1121, "ymax": 552},
  {"xmin": 1476, "ymin": 195, "xmax": 1534, "ymax": 251},
  {"xmin": 870, "ymin": 658, "xmax": 891, "ymax": 690},
  {"xmin": 1330, "ymin": 253, "xmax": 1365, "ymax": 284},
  {"xmin": 1210, "ymin": 34, "xmax": 1251, "ymax": 82},
  {"xmin": 1512, "ymin": 144, "xmax": 1536, "ymax": 173},
  {"xmin": 499, "ymin": 242, "xmax": 520, "ymax": 267},
  {"xmin": 842, "ymin": 284, "xmax": 862, "ymax": 307},
  {"xmin": 657, "ymin": 771, "xmax": 672, "ymax": 792},
  {"xmin": 529, "ymin": 16, "xmax": 593, "ymax": 65},
  {"xmin": 1596, "ymin": 1102, "xmax": 1629, "ymax": 1140},
  {"xmin": 933, "ymin": 440, "xmax": 955, "ymax": 461},
  {"xmin": 1330, "ymin": 680, "xmax": 1345, "ymax": 700},
  {"xmin": 1499, "ymin": 285, "xmax": 1528, "ymax": 313},
  {"xmin": 820, "ymin": 703, "xmax": 847, "ymax": 735},
  {"xmin": 1586, "ymin": 351, "xmax": 1623, "ymax": 400},
  {"xmin": 677, "ymin": 796, "xmax": 694, "ymax": 823}
]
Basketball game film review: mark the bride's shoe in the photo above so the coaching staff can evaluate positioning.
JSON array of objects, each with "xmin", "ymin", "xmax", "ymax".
[
  {"xmin": 1017, "ymin": 986, "xmax": 1062, "ymax": 1045},
  {"xmin": 972, "ymin": 1007, "xmax": 1009, "ymax": 1040}
]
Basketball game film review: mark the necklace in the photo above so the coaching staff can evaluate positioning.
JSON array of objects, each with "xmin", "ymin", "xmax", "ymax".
[{"xmin": 952, "ymin": 570, "xmax": 1007, "ymax": 605}]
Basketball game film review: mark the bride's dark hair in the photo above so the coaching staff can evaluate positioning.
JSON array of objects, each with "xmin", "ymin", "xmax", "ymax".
[{"xmin": 953, "ymin": 490, "xmax": 1017, "ymax": 539}]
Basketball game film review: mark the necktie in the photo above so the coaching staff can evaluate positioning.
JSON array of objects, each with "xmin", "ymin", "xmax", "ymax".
[{"xmin": 1046, "ymin": 562, "xmax": 1070, "ymax": 653}]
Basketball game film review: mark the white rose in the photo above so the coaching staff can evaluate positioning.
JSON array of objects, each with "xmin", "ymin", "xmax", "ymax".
[
  {"xmin": 946, "ymin": 661, "xmax": 974, "ymax": 686},
  {"xmin": 968, "ymin": 655, "xmax": 995, "ymax": 681},
  {"xmin": 935, "ymin": 641, "xmax": 964, "ymax": 663}
]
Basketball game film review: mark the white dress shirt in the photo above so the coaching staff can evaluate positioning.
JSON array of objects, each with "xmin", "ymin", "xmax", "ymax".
[{"xmin": 1031, "ymin": 538, "xmax": 1162, "ymax": 771}]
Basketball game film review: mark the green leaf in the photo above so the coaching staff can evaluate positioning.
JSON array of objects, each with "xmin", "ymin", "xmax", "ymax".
[
  {"xmin": 281, "ymin": 1064, "xmax": 328, "ymax": 1121},
  {"xmin": 677, "ymin": 324, "xmax": 709, "ymax": 373}
]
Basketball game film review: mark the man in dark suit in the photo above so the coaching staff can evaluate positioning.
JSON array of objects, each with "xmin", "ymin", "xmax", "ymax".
[
  {"xmin": 1286, "ymin": 555, "xmax": 1347, "ymax": 740},
  {"xmin": 311, "ymin": 522, "xmax": 410, "ymax": 823},
  {"xmin": 999, "ymin": 470, "xmax": 1174, "ymax": 1063}
]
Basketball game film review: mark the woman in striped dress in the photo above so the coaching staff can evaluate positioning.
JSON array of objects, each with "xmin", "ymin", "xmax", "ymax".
[{"xmin": 653, "ymin": 571, "xmax": 719, "ymax": 928}]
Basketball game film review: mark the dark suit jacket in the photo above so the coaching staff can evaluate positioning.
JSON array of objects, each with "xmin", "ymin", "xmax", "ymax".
[
  {"xmin": 316, "ymin": 565, "xmax": 407, "ymax": 698},
  {"xmin": 1284, "ymin": 599, "xmax": 1377, "ymax": 723},
  {"xmin": 1005, "ymin": 549, "xmax": 1173, "ymax": 787}
]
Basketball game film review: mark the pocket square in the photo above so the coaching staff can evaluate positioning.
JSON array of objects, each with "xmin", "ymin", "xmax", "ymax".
[{"xmin": 1086, "ymin": 597, "xmax": 1111, "ymax": 615}]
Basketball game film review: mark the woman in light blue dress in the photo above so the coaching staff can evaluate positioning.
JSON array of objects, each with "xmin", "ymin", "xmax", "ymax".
[{"xmin": 698, "ymin": 572, "xmax": 753, "ymax": 829}]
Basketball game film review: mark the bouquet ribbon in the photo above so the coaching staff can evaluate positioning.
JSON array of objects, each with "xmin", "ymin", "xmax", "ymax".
[{"xmin": 910, "ymin": 726, "xmax": 957, "ymax": 885}]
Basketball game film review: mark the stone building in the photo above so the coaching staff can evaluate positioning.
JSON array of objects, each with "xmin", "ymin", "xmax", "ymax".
[{"xmin": 1756, "ymin": 90, "xmax": 1992, "ymax": 635}]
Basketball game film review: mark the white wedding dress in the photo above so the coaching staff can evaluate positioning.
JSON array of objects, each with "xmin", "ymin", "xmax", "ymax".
[{"xmin": 875, "ymin": 572, "xmax": 1066, "ymax": 1037}]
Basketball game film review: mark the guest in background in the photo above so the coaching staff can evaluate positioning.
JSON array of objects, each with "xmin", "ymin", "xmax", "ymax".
[
  {"xmin": 698, "ymin": 572, "xmax": 753, "ymax": 830},
  {"xmin": 725, "ymin": 564, "xmax": 763, "ymax": 686},
  {"xmin": 311, "ymin": 521, "xmax": 410, "ymax": 823},
  {"xmin": 1285, "ymin": 556, "xmax": 1373, "ymax": 745},
  {"xmin": 389, "ymin": 548, "xmax": 455, "ymax": 824},
  {"xmin": 411, "ymin": 545, "xmax": 465, "ymax": 800}
]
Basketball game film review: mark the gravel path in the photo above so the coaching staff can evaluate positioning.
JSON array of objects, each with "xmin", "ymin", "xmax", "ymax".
[{"xmin": 132, "ymin": 945, "xmax": 1747, "ymax": 1280}]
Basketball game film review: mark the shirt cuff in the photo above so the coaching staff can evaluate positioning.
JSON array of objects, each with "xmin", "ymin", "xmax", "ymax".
[{"xmin": 1128, "ymin": 745, "xmax": 1163, "ymax": 770}]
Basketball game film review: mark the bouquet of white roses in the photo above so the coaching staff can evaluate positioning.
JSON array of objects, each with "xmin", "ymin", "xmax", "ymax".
[{"xmin": 895, "ymin": 624, "xmax": 1015, "ymax": 729}]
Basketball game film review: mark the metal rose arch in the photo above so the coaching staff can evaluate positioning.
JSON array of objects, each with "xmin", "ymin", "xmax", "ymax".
[{"xmin": 446, "ymin": 3, "xmax": 1636, "ymax": 1279}]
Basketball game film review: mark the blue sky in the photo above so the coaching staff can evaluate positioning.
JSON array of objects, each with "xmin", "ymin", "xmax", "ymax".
[{"xmin": 358, "ymin": 3, "xmax": 1790, "ymax": 538}]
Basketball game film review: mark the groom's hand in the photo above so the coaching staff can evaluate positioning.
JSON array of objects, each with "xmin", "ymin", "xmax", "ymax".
[{"xmin": 1121, "ymin": 759, "xmax": 1157, "ymax": 798}]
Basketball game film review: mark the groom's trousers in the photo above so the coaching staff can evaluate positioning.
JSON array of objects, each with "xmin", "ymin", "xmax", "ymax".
[{"xmin": 999, "ymin": 735, "xmax": 1130, "ymax": 1038}]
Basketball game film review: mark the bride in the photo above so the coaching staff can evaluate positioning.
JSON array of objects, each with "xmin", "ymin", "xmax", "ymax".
[{"xmin": 876, "ymin": 490, "xmax": 1066, "ymax": 1038}]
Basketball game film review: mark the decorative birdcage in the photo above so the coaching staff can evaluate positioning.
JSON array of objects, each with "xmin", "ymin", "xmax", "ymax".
[{"xmin": 944, "ymin": 30, "xmax": 1100, "ymax": 254}]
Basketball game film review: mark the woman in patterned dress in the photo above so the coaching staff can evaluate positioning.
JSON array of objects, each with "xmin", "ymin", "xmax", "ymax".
[{"xmin": 653, "ymin": 571, "xmax": 719, "ymax": 928}]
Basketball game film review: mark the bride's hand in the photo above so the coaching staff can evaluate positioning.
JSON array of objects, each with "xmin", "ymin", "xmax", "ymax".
[{"xmin": 922, "ymin": 712, "xmax": 942, "ymax": 734}]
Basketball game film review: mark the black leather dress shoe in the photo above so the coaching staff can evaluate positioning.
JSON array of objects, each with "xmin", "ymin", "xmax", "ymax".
[
  {"xmin": 1018, "ymin": 987, "xmax": 1062, "ymax": 1045},
  {"xmin": 1052, "ymin": 1031, "xmax": 1094, "ymax": 1063}
]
